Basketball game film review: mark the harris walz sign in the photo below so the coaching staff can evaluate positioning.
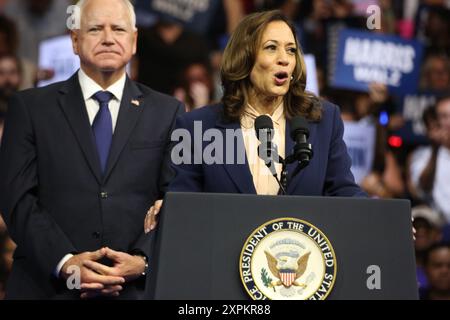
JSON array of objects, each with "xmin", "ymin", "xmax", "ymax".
[{"xmin": 331, "ymin": 29, "xmax": 424, "ymax": 95}]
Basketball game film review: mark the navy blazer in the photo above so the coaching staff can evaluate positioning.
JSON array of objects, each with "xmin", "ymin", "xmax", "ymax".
[
  {"xmin": 169, "ymin": 102, "xmax": 366, "ymax": 197},
  {"xmin": 0, "ymin": 73, "xmax": 184, "ymax": 299}
]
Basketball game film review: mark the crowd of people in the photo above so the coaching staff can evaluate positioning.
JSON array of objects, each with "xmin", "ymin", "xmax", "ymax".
[{"xmin": 0, "ymin": 0, "xmax": 449, "ymax": 300}]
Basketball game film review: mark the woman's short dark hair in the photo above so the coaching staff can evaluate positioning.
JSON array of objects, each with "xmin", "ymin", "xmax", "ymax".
[{"xmin": 220, "ymin": 10, "xmax": 322, "ymax": 122}]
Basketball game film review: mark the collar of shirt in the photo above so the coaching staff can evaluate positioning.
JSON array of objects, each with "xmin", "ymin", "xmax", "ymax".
[
  {"xmin": 78, "ymin": 68, "xmax": 126, "ymax": 103},
  {"xmin": 241, "ymin": 102, "xmax": 285, "ymax": 129},
  {"xmin": 240, "ymin": 101, "xmax": 286, "ymax": 196}
]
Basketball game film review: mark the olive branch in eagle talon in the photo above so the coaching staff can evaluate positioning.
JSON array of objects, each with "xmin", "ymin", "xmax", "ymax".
[
  {"xmin": 261, "ymin": 268, "xmax": 276, "ymax": 292},
  {"xmin": 264, "ymin": 250, "xmax": 311, "ymax": 289}
]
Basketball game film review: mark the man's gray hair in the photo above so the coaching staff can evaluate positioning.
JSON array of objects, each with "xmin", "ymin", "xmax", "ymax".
[{"xmin": 70, "ymin": 0, "xmax": 137, "ymax": 31}]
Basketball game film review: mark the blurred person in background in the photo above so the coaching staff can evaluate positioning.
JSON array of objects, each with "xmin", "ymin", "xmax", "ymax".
[
  {"xmin": 420, "ymin": 243, "xmax": 450, "ymax": 300},
  {"xmin": 336, "ymin": 84, "xmax": 405, "ymax": 198},
  {"xmin": 173, "ymin": 61, "xmax": 216, "ymax": 112},
  {"xmin": 373, "ymin": 0, "xmax": 397, "ymax": 35},
  {"xmin": 135, "ymin": 0, "xmax": 244, "ymax": 96},
  {"xmin": 407, "ymin": 105, "xmax": 440, "ymax": 200},
  {"xmin": 0, "ymin": 54, "xmax": 20, "ymax": 144},
  {"xmin": 388, "ymin": 52, "xmax": 450, "ymax": 140},
  {"xmin": 210, "ymin": 0, "xmax": 245, "ymax": 46},
  {"xmin": 0, "ymin": 14, "xmax": 34, "ymax": 89},
  {"xmin": 412, "ymin": 205, "xmax": 444, "ymax": 291},
  {"xmin": 258, "ymin": 0, "xmax": 304, "ymax": 35},
  {"xmin": 0, "ymin": 54, "xmax": 21, "ymax": 115},
  {"xmin": 415, "ymin": 4, "xmax": 450, "ymax": 55},
  {"xmin": 419, "ymin": 53, "xmax": 450, "ymax": 92},
  {"xmin": 410, "ymin": 95, "xmax": 450, "ymax": 224},
  {"xmin": 297, "ymin": 0, "xmax": 367, "ymax": 97},
  {"xmin": 0, "ymin": 14, "xmax": 16, "ymax": 56},
  {"xmin": 4, "ymin": 0, "xmax": 72, "ymax": 65},
  {"xmin": 360, "ymin": 83, "xmax": 408, "ymax": 200},
  {"xmin": 136, "ymin": 20, "xmax": 210, "ymax": 95}
]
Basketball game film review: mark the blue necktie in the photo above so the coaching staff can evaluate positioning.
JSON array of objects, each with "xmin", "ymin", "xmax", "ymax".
[{"xmin": 92, "ymin": 91, "xmax": 114, "ymax": 174}]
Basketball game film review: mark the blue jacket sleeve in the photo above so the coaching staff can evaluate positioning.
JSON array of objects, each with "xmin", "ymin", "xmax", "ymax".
[{"xmin": 167, "ymin": 113, "xmax": 204, "ymax": 193}]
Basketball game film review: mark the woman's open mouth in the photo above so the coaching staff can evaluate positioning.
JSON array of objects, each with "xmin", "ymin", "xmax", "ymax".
[{"xmin": 274, "ymin": 71, "xmax": 289, "ymax": 86}]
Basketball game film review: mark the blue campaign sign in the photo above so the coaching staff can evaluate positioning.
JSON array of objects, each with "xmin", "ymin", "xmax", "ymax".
[
  {"xmin": 331, "ymin": 29, "xmax": 424, "ymax": 95},
  {"xmin": 343, "ymin": 119, "xmax": 376, "ymax": 185},
  {"xmin": 135, "ymin": 0, "xmax": 220, "ymax": 34},
  {"xmin": 393, "ymin": 91, "xmax": 440, "ymax": 145}
]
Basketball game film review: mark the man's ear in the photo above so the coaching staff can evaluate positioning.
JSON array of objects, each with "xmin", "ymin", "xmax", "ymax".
[
  {"xmin": 71, "ymin": 30, "xmax": 79, "ymax": 56},
  {"xmin": 132, "ymin": 30, "xmax": 138, "ymax": 55}
]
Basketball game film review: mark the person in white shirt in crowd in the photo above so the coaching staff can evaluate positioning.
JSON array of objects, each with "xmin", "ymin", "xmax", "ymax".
[{"xmin": 410, "ymin": 95, "xmax": 450, "ymax": 223}]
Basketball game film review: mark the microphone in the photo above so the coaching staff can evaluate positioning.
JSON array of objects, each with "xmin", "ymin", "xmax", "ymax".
[
  {"xmin": 254, "ymin": 115, "xmax": 278, "ymax": 176},
  {"xmin": 254, "ymin": 115, "xmax": 285, "ymax": 194},
  {"xmin": 254, "ymin": 115, "xmax": 274, "ymax": 141},
  {"xmin": 289, "ymin": 116, "xmax": 313, "ymax": 173}
]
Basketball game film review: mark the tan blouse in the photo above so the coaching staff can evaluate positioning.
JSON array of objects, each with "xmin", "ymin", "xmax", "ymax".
[{"xmin": 240, "ymin": 103, "xmax": 286, "ymax": 195}]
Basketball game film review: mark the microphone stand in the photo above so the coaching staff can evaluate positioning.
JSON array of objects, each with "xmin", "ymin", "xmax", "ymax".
[
  {"xmin": 258, "ymin": 141, "xmax": 288, "ymax": 195},
  {"xmin": 256, "ymin": 120, "xmax": 313, "ymax": 196},
  {"xmin": 280, "ymin": 159, "xmax": 288, "ymax": 195},
  {"xmin": 276, "ymin": 141, "xmax": 313, "ymax": 195},
  {"xmin": 262, "ymin": 151, "xmax": 312, "ymax": 196},
  {"xmin": 272, "ymin": 156, "xmax": 287, "ymax": 195}
]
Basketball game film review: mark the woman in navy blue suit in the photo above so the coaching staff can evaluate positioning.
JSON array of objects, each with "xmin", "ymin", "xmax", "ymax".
[{"xmin": 144, "ymin": 10, "xmax": 365, "ymax": 232}]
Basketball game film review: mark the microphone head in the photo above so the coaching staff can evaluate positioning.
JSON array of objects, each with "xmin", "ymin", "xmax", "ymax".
[
  {"xmin": 290, "ymin": 116, "xmax": 309, "ymax": 140},
  {"xmin": 255, "ymin": 115, "xmax": 274, "ymax": 140}
]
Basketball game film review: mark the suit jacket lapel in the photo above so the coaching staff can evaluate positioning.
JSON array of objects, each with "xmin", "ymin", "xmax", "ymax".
[
  {"xmin": 103, "ymin": 78, "xmax": 144, "ymax": 182},
  {"xmin": 216, "ymin": 117, "xmax": 256, "ymax": 194},
  {"xmin": 58, "ymin": 74, "xmax": 102, "ymax": 184}
]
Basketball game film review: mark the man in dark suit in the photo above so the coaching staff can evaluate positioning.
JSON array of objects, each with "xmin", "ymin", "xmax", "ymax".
[{"xmin": 0, "ymin": 0, "xmax": 183, "ymax": 299}]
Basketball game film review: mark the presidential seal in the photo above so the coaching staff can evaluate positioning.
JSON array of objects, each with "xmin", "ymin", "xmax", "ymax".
[{"xmin": 239, "ymin": 218, "xmax": 337, "ymax": 300}]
